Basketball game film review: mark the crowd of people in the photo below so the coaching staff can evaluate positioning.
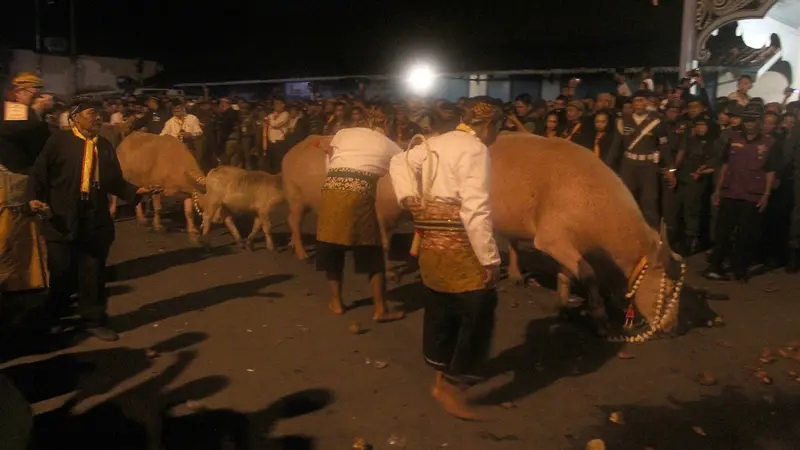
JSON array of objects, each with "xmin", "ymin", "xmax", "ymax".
[{"xmin": 62, "ymin": 69, "xmax": 799, "ymax": 284}]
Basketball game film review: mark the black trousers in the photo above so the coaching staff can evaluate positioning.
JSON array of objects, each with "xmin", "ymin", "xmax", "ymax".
[
  {"xmin": 423, "ymin": 287, "xmax": 497, "ymax": 382},
  {"xmin": 676, "ymin": 180, "xmax": 705, "ymax": 241},
  {"xmin": 620, "ymin": 161, "xmax": 661, "ymax": 227},
  {"xmin": 708, "ymin": 198, "xmax": 763, "ymax": 276},
  {"xmin": 761, "ymin": 178, "xmax": 792, "ymax": 264},
  {"xmin": 662, "ymin": 179, "xmax": 680, "ymax": 235},
  {"xmin": 790, "ymin": 176, "xmax": 800, "ymax": 249},
  {"xmin": 47, "ymin": 236, "xmax": 112, "ymax": 324}
]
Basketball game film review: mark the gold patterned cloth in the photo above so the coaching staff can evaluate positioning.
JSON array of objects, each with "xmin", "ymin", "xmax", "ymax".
[
  {"xmin": 416, "ymin": 202, "xmax": 485, "ymax": 293},
  {"xmin": 0, "ymin": 170, "xmax": 48, "ymax": 292},
  {"xmin": 316, "ymin": 168, "xmax": 381, "ymax": 247}
]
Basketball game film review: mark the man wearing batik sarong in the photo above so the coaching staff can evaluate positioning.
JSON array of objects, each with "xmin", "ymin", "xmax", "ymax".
[
  {"xmin": 389, "ymin": 97, "xmax": 503, "ymax": 420},
  {"xmin": 316, "ymin": 109, "xmax": 405, "ymax": 323}
]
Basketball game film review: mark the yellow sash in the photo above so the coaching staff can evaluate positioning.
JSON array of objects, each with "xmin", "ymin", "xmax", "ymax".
[{"xmin": 72, "ymin": 127, "xmax": 99, "ymax": 199}]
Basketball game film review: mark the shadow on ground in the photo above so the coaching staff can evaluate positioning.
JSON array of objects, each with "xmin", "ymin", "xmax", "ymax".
[
  {"xmin": 112, "ymin": 274, "xmax": 293, "ymax": 334},
  {"xmin": 474, "ymin": 317, "xmax": 623, "ymax": 405},
  {"xmin": 576, "ymin": 387, "xmax": 800, "ymax": 450},
  {"xmin": 2, "ymin": 329, "xmax": 333, "ymax": 450},
  {"xmin": 108, "ymin": 245, "xmax": 233, "ymax": 283}
]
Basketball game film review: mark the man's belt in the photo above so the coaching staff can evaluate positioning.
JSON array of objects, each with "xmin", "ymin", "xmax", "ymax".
[
  {"xmin": 624, "ymin": 151, "xmax": 659, "ymax": 162},
  {"xmin": 414, "ymin": 218, "xmax": 466, "ymax": 231}
]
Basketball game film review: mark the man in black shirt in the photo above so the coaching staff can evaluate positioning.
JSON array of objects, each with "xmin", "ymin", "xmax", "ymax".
[
  {"xmin": 606, "ymin": 90, "xmax": 676, "ymax": 227},
  {"xmin": 132, "ymin": 97, "xmax": 168, "ymax": 134},
  {"xmin": 27, "ymin": 102, "xmax": 161, "ymax": 341}
]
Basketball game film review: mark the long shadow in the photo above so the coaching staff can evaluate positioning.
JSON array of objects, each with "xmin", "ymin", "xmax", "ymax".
[
  {"xmin": 29, "ymin": 348, "xmax": 229, "ymax": 450},
  {"xmin": 3, "ymin": 332, "xmax": 208, "ymax": 407},
  {"xmin": 576, "ymin": 387, "xmax": 800, "ymax": 450},
  {"xmin": 108, "ymin": 246, "xmax": 233, "ymax": 283},
  {"xmin": 112, "ymin": 274, "xmax": 292, "ymax": 334},
  {"xmin": 474, "ymin": 316, "xmax": 623, "ymax": 405},
  {"xmin": 161, "ymin": 388, "xmax": 335, "ymax": 450}
]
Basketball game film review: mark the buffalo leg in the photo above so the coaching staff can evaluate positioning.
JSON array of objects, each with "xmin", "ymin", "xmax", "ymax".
[
  {"xmin": 507, "ymin": 239, "xmax": 525, "ymax": 284},
  {"xmin": 287, "ymin": 201, "xmax": 308, "ymax": 259},
  {"xmin": 534, "ymin": 236, "xmax": 608, "ymax": 336},
  {"xmin": 135, "ymin": 201, "xmax": 148, "ymax": 227},
  {"xmin": 151, "ymin": 194, "xmax": 164, "ymax": 233},
  {"xmin": 258, "ymin": 210, "xmax": 275, "ymax": 251},
  {"xmin": 200, "ymin": 202, "xmax": 220, "ymax": 249},
  {"xmin": 183, "ymin": 198, "xmax": 200, "ymax": 243},
  {"xmin": 222, "ymin": 213, "xmax": 243, "ymax": 247},
  {"xmin": 245, "ymin": 217, "xmax": 262, "ymax": 251}
]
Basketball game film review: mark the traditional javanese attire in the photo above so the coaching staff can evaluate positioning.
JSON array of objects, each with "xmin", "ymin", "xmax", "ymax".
[
  {"xmin": 316, "ymin": 127, "xmax": 402, "ymax": 275},
  {"xmin": 389, "ymin": 124, "xmax": 501, "ymax": 383},
  {"xmin": 0, "ymin": 99, "xmax": 51, "ymax": 293},
  {"xmin": 27, "ymin": 127, "xmax": 139, "ymax": 326}
]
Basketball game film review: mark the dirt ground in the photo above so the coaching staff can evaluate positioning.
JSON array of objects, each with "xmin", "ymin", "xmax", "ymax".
[{"xmin": 2, "ymin": 208, "xmax": 800, "ymax": 450}]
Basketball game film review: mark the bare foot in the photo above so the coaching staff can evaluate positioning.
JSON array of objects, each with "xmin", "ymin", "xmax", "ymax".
[
  {"xmin": 431, "ymin": 380, "xmax": 483, "ymax": 421},
  {"xmin": 328, "ymin": 299, "xmax": 346, "ymax": 315},
  {"xmin": 373, "ymin": 310, "xmax": 405, "ymax": 323}
]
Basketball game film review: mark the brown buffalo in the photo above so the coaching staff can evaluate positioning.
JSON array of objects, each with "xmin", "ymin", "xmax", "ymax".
[
  {"xmin": 113, "ymin": 132, "xmax": 205, "ymax": 238},
  {"xmin": 197, "ymin": 166, "xmax": 284, "ymax": 251},
  {"xmin": 282, "ymin": 133, "xmax": 686, "ymax": 341}
]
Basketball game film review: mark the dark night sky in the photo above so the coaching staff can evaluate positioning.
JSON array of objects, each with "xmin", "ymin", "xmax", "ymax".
[{"xmin": 5, "ymin": 0, "xmax": 684, "ymax": 81}]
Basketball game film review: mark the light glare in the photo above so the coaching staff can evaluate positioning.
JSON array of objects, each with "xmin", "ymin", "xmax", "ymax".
[{"xmin": 407, "ymin": 64, "xmax": 436, "ymax": 94}]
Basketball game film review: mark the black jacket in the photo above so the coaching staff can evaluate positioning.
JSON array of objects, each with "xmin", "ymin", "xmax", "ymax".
[{"xmin": 26, "ymin": 130, "xmax": 139, "ymax": 242}]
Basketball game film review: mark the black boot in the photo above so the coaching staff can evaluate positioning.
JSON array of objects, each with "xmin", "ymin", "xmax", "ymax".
[{"xmin": 787, "ymin": 248, "xmax": 800, "ymax": 274}]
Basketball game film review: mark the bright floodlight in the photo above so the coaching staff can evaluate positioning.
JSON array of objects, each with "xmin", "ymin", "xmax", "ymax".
[{"xmin": 407, "ymin": 64, "xmax": 436, "ymax": 94}]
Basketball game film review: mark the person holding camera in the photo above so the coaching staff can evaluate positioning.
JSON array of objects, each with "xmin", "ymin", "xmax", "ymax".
[{"xmin": 26, "ymin": 101, "xmax": 161, "ymax": 341}]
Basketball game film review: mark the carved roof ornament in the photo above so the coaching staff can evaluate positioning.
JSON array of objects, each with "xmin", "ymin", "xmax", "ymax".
[{"xmin": 695, "ymin": 0, "xmax": 779, "ymax": 62}]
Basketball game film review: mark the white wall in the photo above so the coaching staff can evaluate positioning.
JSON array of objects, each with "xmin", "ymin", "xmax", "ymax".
[
  {"xmin": 716, "ymin": 17, "xmax": 800, "ymax": 104},
  {"xmin": 9, "ymin": 49, "xmax": 159, "ymax": 97}
]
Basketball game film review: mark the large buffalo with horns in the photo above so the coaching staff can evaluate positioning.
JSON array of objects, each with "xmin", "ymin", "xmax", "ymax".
[{"xmin": 282, "ymin": 133, "xmax": 693, "ymax": 341}]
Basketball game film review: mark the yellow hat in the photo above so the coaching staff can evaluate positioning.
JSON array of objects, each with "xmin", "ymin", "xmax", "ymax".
[{"xmin": 11, "ymin": 72, "xmax": 44, "ymax": 89}]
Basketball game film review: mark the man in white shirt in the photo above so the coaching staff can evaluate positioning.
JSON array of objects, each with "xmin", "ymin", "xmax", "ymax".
[
  {"xmin": 263, "ymin": 97, "xmax": 290, "ymax": 172},
  {"xmin": 161, "ymin": 103, "xmax": 204, "ymax": 165},
  {"xmin": 316, "ymin": 109, "xmax": 405, "ymax": 323},
  {"xmin": 160, "ymin": 103, "xmax": 203, "ymax": 141},
  {"xmin": 389, "ymin": 97, "xmax": 502, "ymax": 420}
]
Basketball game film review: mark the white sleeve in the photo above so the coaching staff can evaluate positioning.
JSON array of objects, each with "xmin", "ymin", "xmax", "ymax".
[
  {"xmin": 389, "ymin": 142, "xmax": 426, "ymax": 205},
  {"xmin": 188, "ymin": 115, "xmax": 203, "ymax": 136},
  {"xmin": 160, "ymin": 119, "xmax": 175, "ymax": 136},
  {"xmin": 456, "ymin": 141, "xmax": 501, "ymax": 267}
]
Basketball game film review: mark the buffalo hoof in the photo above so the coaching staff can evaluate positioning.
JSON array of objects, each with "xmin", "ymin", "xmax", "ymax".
[
  {"xmin": 137, "ymin": 220, "xmax": 149, "ymax": 228},
  {"xmin": 245, "ymin": 240, "xmax": 255, "ymax": 251},
  {"xmin": 385, "ymin": 270, "xmax": 399, "ymax": 284},
  {"xmin": 508, "ymin": 275, "xmax": 525, "ymax": 286},
  {"xmin": 188, "ymin": 233, "xmax": 200, "ymax": 244},
  {"xmin": 198, "ymin": 235, "xmax": 212, "ymax": 251},
  {"xmin": 152, "ymin": 226, "xmax": 166, "ymax": 234}
]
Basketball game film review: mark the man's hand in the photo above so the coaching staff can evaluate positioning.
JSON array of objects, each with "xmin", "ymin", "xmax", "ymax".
[
  {"xmin": 711, "ymin": 191, "xmax": 721, "ymax": 207},
  {"xmin": 757, "ymin": 193, "xmax": 769, "ymax": 213},
  {"xmin": 483, "ymin": 265, "xmax": 500, "ymax": 287},
  {"xmin": 401, "ymin": 197, "xmax": 425, "ymax": 215},
  {"xmin": 664, "ymin": 170, "xmax": 677, "ymax": 189},
  {"xmin": 28, "ymin": 200, "xmax": 48, "ymax": 212}
]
